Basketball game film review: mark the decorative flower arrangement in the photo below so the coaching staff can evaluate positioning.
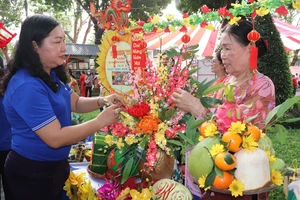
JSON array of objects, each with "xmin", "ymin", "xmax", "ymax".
[{"xmin": 100, "ymin": 45, "xmax": 222, "ymax": 185}]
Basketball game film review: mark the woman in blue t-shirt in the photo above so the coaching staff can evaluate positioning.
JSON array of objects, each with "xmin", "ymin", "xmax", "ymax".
[{"xmin": 0, "ymin": 14, "xmax": 125, "ymax": 200}]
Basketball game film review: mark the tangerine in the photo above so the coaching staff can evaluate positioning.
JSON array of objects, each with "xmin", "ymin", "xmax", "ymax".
[
  {"xmin": 243, "ymin": 124, "xmax": 261, "ymax": 142},
  {"xmin": 199, "ymin": 121, "xmax": 211, "ymax": 138},
  {"xmin": 214, "ymin": 152, "xmax": 236, "ymax": 171},
  {"xmin": 212, "ymin": 171, "xmax": 234, "ymax": 190},
  {"xmin": 221, "ymin": 132, "xmax": 243, "ymax": 152}
]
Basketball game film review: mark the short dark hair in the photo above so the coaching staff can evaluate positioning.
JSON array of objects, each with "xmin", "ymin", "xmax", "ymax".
[
  {"xmin": 222, "ymin": 20, "xmax": 267, "ymax": 58},
  {"xmin": 1, "ymin": 14, "xmax": 67, "ymax": 95},
  {"xmin": 216, "ymin": 50, "xmax": 222, "ymax": 64}
]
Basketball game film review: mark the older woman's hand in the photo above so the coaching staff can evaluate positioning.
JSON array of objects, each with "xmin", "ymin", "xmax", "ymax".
[{"xmin": 171, "ymin": 88, "xmax": 205, "ymax": 117}]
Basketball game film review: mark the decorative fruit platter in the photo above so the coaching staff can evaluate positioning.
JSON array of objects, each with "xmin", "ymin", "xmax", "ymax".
[
  {"xmin": 209, "ymin": 185, "xmax": 277, "ymax": 195},
  {"xmin": 87, "ymin": 164, "xmax": 106, "ymax": 179}
]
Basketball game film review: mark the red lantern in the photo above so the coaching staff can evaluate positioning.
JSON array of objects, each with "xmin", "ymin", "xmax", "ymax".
[
  {"xmin": 181, "ymin": 34, "xmax": 190, "ymax": 43},
  {"xmin": 112, "ymin": 44, "xmax": 117, "ymax": 58},
  {"xmin": 247, "ymin": 30, "xmax": 260, "ymax": 43}
]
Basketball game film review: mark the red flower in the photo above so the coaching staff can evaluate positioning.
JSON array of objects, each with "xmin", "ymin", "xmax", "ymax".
[
  {"xmin": 200, "ymin": 5, "xmax": 211, "ymax": 14},
  {"xmin": 127, "ymin": 102, "xmax": 150, "ymax": 118},
  {"xmin": 200, "ymin": 21, "xmax": 208, "ymax": 28},
  {"xmin": 275, "ymin": 5, "xmax": 288, "ymax": 16},
  {"xmin": 218, "ymin": 7, "xmax": 231, "ymax": 17}
]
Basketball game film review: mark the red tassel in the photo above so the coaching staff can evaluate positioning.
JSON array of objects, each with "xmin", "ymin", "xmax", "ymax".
[
  {"xmin": 249, "ymin": 45, "xmax": 258, "ymax": 70},
  {"xmin": 112, "ymin": 44, "xmax": 117, "ymax": 58}
]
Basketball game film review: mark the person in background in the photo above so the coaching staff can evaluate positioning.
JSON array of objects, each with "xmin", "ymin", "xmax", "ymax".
[
  {"xmin": 297, "ymin": 73, "xmax": 300, "ymax": 88},
  {"xmin": 67, "ymin": 68, "xmax": 80, "ymax": 95},
  {"xmin": 85, "ymin": 70, "xmax": 94, "ymax": 97},
  {"xmin": 292, "ymin": 74, "xmax": 298, "ymax": 95},
  {"xmin": 0, "ymin": 50, "xmax": 12, "ymax": 200},
  {"xmin": 172, "ymin": 19, "xmax": 275, "ymax": 199},
  {"xmin": 79, "ymin": 71, "xmax": 86, "ymax": 96},
  {"xmin": 0, "ymin": 14, "xmax": 126, "ymax": 200},
  {"xmin": 211, "ymin": 50, "xmax": 227, "ymax": 84},
  {"xmin": 1, "ymin": 46, "xmax": 11, "ymax": 66}
]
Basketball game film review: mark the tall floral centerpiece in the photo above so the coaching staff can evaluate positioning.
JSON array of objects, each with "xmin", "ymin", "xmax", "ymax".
[{"xmin": 101, "ymin": 45, "xmax": 222, "ymax": 185}]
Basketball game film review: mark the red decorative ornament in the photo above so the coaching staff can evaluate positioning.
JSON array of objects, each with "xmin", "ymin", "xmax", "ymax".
[
  {"xmin": 247, "ymin": 30, "xmax": 260, "ymax": 43},
  {"xmin": 164, "ymin": 26, "xmax": 170, "ymax": 33},
  {"xmin": 179, "ymin": 26, "xmax": 187, "ymax": 33},
  {"xmin": 136, "ymin": 20, "xmax": 145, "ymax": 26},
  {"xmin": 111, "ymin": 36, "xmax": 119, "ymax": 42},
  {"xmin": 181, "ymin": 34, "xmax": 190, "ymax": 44},
  {"xmin": 183, "ymin": 13, "xmax": 189, "ymax": 18},
  {"xmin": 275, "ymin": 5, "xmax": 288, "ymax": 16},
  {"xmin": 0, "ymin": 22, "xmax": 17, "ymax": 48},
  {"xmin": 140, "ymin": 41, "xmax": 147, "ymax": 49},
  {"xmin": 200, "ymin": 5, "xmax": 211, "ymax": 14}
]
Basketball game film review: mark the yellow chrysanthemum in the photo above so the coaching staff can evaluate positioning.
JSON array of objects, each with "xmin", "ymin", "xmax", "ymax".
[
  {"xmin": 229, "ymin": 179, "xmax": 244, "ymax": 197},
  {"xmin": 79, "ymin": 181, "xmax": 95, "ymax": 200},
  {"xmin": 242, "ymin": 135, "xmax": 258, "ymax": 152},
  {"xmin": 210, "ymin": 144, "xmax": 225, "ymax": 157},
  {"xmin": 204, "ymin": 123, "xmax": 218, "ymax": 137},
  {"xmin": 120, "ymin": 112, "xmax": 136, "ymax": 130},
  {"xmin": 124, "ymin": 134, "xmax": 141, "ymax": 145},
  {"xmin": 265, "ymin": 151, "xmax": 276, "ymax": 164},
  {"xmin": 228, "ymin": 17, "xmax": 241, "ymax": 25},
  {"xmin": 271, "ymin": 169, "xmax": 283, "ymax": 186},
  {"xmin": 228, "ymin": 122, "xmax": 246, "ymax": 134},
  {"xmin": 117, "ymin": 187, "xmax": 130, "ymax": 200},
  {"xmin": 169, "ymin": 25, "xmax": 176, "ymax": 32},
  {"xmin": 260, "ymin": 131, "xmax": 266, "ymax": 138},
  {"xmin": 205, "ymin": 24, "xmax": 215, "ymax": 31},
  {"xmin": 182, "ymin": 18, "xmax": 190, "ymax": 26},
  {"xmin": 198, "ymin": 175, "xmax": 210, "ymax": 191},
  {"xmin": 256, "ymin": 7, "xmax": 269, "ymax": 16}
]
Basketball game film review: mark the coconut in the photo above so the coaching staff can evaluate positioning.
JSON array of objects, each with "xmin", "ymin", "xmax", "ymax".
[
  {"xmin": 270, "ymin": 158, "xmax": 286, "ymax": 173},
  {"xmin": 234, "ymin": 148, "xmax": 270, "ymax": 191},
  {"xmin": 188, "ymin": 136, "xmax": 221, "ymax": 180}
]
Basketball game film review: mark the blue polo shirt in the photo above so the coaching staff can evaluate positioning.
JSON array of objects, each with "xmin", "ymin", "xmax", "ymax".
[
  {"xmin": 0, "ymin": 96, "xmax": 11, "ymax": 151},
  {"xmin": 3, "ymin": 69, "xmax": 72, "ymax": 161}
]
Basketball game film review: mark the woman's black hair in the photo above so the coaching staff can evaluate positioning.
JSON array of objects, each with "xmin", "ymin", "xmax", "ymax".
[
  {"xmin": 0, "ymin": 14, "xmax": 67, "ymax": 96},
  {"xmin": 222, "ymin": 20, "xmax": 267, "ymax": 58},
  {"xmin": 216, "ymin": 50, "xmax": 223, "ymax": 64}
]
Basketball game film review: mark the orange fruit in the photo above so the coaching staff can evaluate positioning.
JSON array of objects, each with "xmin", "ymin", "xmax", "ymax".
[
  {"xmin": 221, "ymin": 132, "xmax": 243, "ymax": 152},
  {"xmin": 212, "ymin": 171, "xmax": 234, "ymax": 190},
  {"xmin": 214, "ymin": 152, "xmax": 236, "ymax": 171},
  {"xmin": 243, "ymin": 124, "xmax": 261, "ymax": 142},
  {"xmin": 199, "ymin": 121, "xmax": 212, "ymax": 138}
]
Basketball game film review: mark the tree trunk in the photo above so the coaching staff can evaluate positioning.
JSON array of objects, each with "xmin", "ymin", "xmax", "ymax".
[
  {"xmin": 82, "ymin": 18, "xmax": 92, "ymax": 44},
  {"xmin": 290, "ymin": 49, "xmax": 300, "ymax": 66}
]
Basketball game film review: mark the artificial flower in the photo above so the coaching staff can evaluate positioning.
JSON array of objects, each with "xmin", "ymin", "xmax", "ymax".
[
  {"xmin": 198, "ymin": 175, "xmax": 210, "ymax": 191},
  {"xmin": 228, "ymin": 17, "xmax": 241, "ymax": 25},
  {"xmin": 130, "ymin": 188, "xmax": 152, "ymax": 200},
  {"xmin": 271, "ymin": 169, "xmax": 283, "ymax": 186},
  {"xmin": 228, "ymin": 122, "xmax": 246, "ymax": 134},
  {"xmin": 242, "ymin": 135, "xmax": 258, "ymax": 152},
  {"xmin": 97, "ymin": 180, "xmax": 121, "ymax": 200},
  {"xmin": 229, "ymin": 179, "xmax": 244, "ymax": 197},
  {"xmin": 117, "ymin": 187, "xmax": 130, "ymax": 200},
  {"xmin": 204, "ymin": 123, "xmax": 218, "ymax": 137},
  {"xmin": 256, "ymin": 7, "xmax": 269, "ymax": 16},
  {"xmin": 293, "ymin": 0, "xmax": 300, "ymax": 10}
]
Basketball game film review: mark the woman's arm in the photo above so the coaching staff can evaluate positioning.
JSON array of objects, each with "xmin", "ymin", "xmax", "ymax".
[{"xmin": 35, "ymin": 104, "xmax": 121, "ymax": 148}]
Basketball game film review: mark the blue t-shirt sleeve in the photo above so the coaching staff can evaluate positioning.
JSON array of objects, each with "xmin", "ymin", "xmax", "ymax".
[{"xmin": 11, "ymin": 82, "xmax": 57, "ymax": 131}]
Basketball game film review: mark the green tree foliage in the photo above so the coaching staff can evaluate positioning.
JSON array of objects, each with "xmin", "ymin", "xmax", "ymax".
[
  {"xmin": 0, "ymin": 0, "xmax": 23, "ymax": 27},
  {"xmin": 255, "ymin": 14, "xmax": 293, "ymax": 105}
]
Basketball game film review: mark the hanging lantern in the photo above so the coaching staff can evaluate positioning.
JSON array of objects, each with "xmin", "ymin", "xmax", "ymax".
[
  {"xmin": 247, "ymin": 30, "xmax": 260, "ymax": 43},
  {"xmin": 181, "ymin": 34, "xmax": 190, "ymax": 44}
]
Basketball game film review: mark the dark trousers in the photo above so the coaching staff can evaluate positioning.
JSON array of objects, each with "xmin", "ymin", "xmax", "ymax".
[
  {"xmin": 4, "ymin": 150, "xmax": 70, "ymax": 200},
  {"xmin": 85, "ymin": 86, "xmax": 92, "ymax": 97},
  {"xmin": 0, "ymin": 150, "xmax": 10, "ymax": 200}
]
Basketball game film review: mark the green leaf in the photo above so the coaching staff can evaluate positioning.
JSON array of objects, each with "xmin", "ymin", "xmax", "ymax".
[
  {"xmin": 167, "ymin": 139, "xmax": 184, "ymax": 147},
  {"xmin": 273, "ymin": 124, "xmax": 288, "ymax": 144},
  {"xmin": 200, "ymin": 97, "xmax": 222, "ymax": 108},
  {"xmin": 204, "ymin": 169, "xmax": 216, "ymax": 188},
  {"xmin": 202, "ymin": 83, "xmax": 224, "ymax": 96},
  {"xmin": 186, "ymin": 44, "xmax": 199, "ymax": 51},
  {"xmin": 178, "ymin": 132, "xmax": 194, "ymax": 146},
  {"xmin": 224, "ymin": 152, "xmax": 234, "ymax": 165},
  {"xmin": 121, "ymin": 157, "xmax": 134, "ymax": 184},
  {"xmin": 276, "ymin": 96, "xmax": 300, "ymax": 119},
  {"xmin": 189, "ymin": 119, "xmax": 206, "ymax": 130},
  {"xmin": 185, "ymin": 115, "xmax": 200, "ymax": 145},
  {"xmin": 282, "ymin": 117, "xmax": 300, "ymax": 123},
  {"xmin": 264, "ymin": 105, "xmax": 280, "ymax": 126},
  {"xmin": 215, "ymin": 167, "xmax": 223, "ymax": 177},
  {"xmin": 188, "ymin": 67, "xmax": 200, "ymax": 75}
]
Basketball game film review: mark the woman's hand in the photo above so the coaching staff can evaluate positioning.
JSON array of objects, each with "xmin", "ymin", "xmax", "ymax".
[
  {"xmin": 96, "ymin": 104, "xmax": 122, "ymax": 127},
  {"xmin": 105, "ymin": 94, "xmax": 126, "ymax": 107},
  {"xmin": 171, "ymin": 88, "xmax": 205, "ymax": 117}
]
